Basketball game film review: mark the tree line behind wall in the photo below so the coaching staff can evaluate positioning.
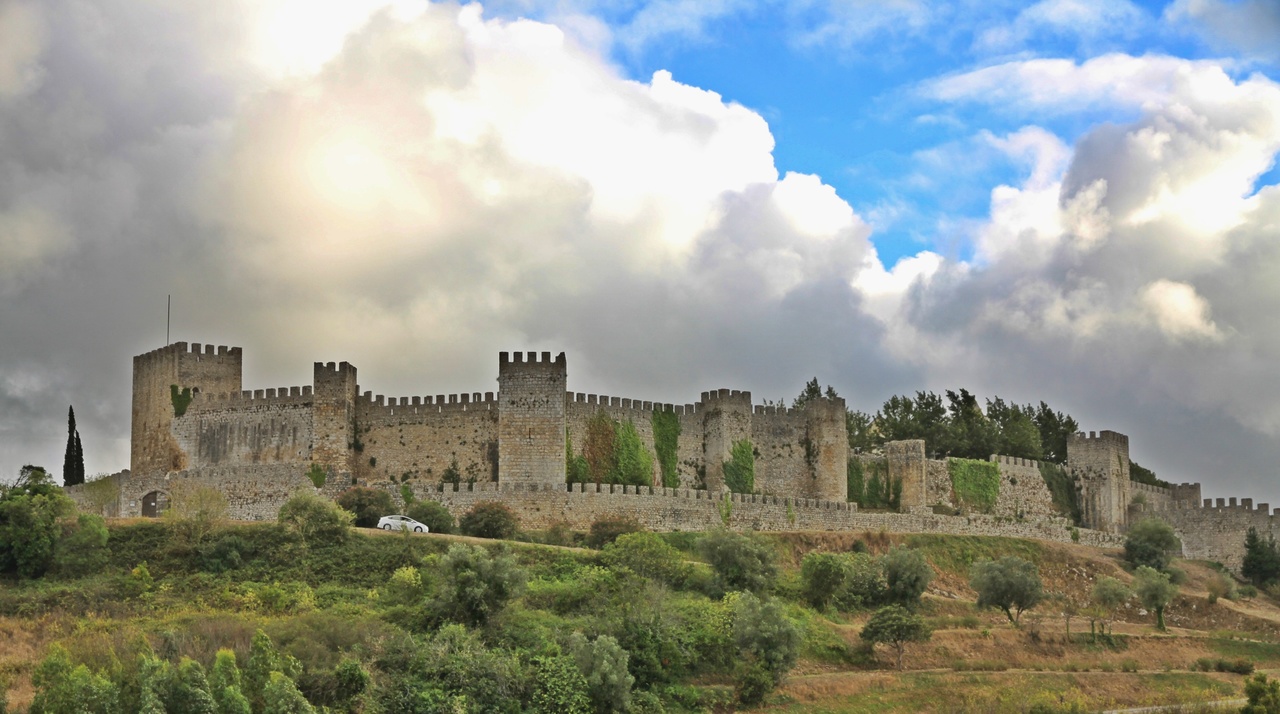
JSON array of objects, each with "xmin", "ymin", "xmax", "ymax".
[{"xmin": 794, "ymin": 380, "xmax": 1167, "ymax": 486}]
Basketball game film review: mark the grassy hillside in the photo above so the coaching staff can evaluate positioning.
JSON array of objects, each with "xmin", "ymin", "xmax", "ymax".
[{"xmin": 3, "ymin": 511, "xmax": 1280, "ymax": 713}]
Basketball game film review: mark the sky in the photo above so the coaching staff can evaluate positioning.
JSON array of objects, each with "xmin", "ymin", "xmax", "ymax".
[{"xmin": 1, "ymin": 0, "xmax": 1279, "ymax": 502}]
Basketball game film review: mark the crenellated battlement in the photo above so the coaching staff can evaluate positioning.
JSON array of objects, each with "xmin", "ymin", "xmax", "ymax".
[
  {"xmin": 184, "ymin": 385, "xmax": 315, "ymax": 413},
  {"xmin": 990, "ymin": 454, "xmax": 1041, "ymax": 469},
  {"xmin": 134, "ymin": 341, "xmax": 243, "ymax": 361},
  {"xmin": 700, "ymin": 388, "xmax": 752, "ymax": 406},
  {"xmin": 499, "ymin": 350, "xmax": 567, "ymax": 374},
  {"xmin": 567, "ymin": 392, "xmax": 695, "ymax": 415},
  {"xmin": 360, "ymin": 390, "xmax": 498, "ymax": 417}
]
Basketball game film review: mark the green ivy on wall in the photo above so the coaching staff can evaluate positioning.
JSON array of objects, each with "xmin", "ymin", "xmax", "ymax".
[
  {"xmin": 847, "ymin": 458, "xmax": 865, "ymax": 503},
  {"xmin": 947, "ymin": 457, "xmax": 1000, "ymax": 513},
  {"xmin": 572, "ymin": 412, "xmax": 654, "ymax": 487},
  {"xmin": 306, "ymin": 463, "xmax": 327, "ymax": 489},
  {"xmin": 723, "ymin": 439, "xmax": 755, "ymax": 494},
  {"xmin": 169, "ymin": 384, "xmax": 193, "ymax": 417},
  {"xmin": 1039, "ymin": 461, "xmax": 1082, "ymax": 525},
  {"xmin": 651, "ymin": 410, "xmax": 681, "ymax": 488}
]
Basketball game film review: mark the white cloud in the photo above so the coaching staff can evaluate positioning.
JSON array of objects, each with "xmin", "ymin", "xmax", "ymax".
[
  {"xmin": 976, "ymin": 0, "xmax": 1146, "ymax": 52},
  {"xmin": 1141, "ymin": 279, "xmax": 1223, "ymax": 342}
]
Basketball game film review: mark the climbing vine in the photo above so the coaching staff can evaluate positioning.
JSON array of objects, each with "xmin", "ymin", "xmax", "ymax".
[
  {"xmin": 948, "ymin": 458, "xmax": 1000, "ymax": 513},
  {"xmin": 169, "ymin": 384, "xmax": 193, "ymax": 417},
  {"xmin": 723, "ymin": 439, "xmax": 755, "ymax": 494},
  {"xmin": 1039, "ymin": 461, "xmax": 1082, "ymax": 525},
  {"xmin": 305, "ymin": 463, "xmax": 326, "ymax": 489},
  {"xmin": 574, "ymin": 411, "xmax": 654, "ymax": 487},
  {"xmin": 847, "ymin": 458, "xmax": 865, "ymax": 503},
  {"xmin": 651, "ymin": 409, "xmax": 681, "ymax": 488}
]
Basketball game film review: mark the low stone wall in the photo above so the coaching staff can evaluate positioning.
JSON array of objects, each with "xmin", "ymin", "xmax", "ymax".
[
  {"xmin": 79, "ymin": 469, "xmax": 1123, "ymax": 551},
  {"xmin": 402, "ymin": 482, "xmax": 1122, "ymax": 549},
  {"xmin": 1139, "ymin": 499, "xmax": 1279, "ymax": 573}
]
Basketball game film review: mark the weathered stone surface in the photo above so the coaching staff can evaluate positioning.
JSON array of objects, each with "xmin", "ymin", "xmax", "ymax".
[{"xmin": 95, "ymin": 343, "xmax": 1275, "ymax": 572}]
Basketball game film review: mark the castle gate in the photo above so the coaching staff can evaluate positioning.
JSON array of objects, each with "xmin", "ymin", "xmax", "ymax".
[{"xmin": 141, "ymin": 490, "xmax": 169, "ymax": 518}]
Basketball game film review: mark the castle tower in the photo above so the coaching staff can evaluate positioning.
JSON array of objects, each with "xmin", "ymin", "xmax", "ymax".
[
  {"xmin": 886, "ymin": 439, "xmax": 927, "ymax": 510},
  {"xmin": 131, "ymin": 342, "xmax": 242, "ymax": 474},
  {"xmin": 312, "ymin": 361, "xmax": 358, "ymax": 475},
  {"xmin": 1068, "ymin": 430, "xmax": 1131, "ymax": 533},
  {"xmin": 498, "ymin": 351, "xmax": 567, "ymax": 486},
  {"xmin": 803, "ymin": 397, "xmax": 849, "ymax": 501},
  {"xmin": 700, "ymin": 389, "xmax": 753, "ymax": 492}
]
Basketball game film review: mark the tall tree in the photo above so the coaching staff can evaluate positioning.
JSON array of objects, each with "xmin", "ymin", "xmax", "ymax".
[{"xmin": 63, "ymin": 406, "xmax": 85, "ymax": 487}]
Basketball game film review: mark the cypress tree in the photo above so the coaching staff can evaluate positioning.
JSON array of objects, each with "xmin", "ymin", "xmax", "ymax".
[{"xmin": 63, "ymin": 406, "xmax": 85, "ymax": 486}]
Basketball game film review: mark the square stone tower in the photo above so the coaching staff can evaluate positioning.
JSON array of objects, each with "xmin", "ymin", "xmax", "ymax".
[
  {"xmin": 1068, "ymin": 430, "xmax": 1131, "ymax": 533},
  {"xmin": 498, "ymin": 351, "xmax": 567, "ymax": 486},
  {"xmin": 131, "ymin": 342, "xmax": 242, "ymax": 474}
]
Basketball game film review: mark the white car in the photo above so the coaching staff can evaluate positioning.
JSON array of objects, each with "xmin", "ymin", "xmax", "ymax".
[{"xmin": 376, "ymin": 515, "xmax": 429, "ymax": 533}]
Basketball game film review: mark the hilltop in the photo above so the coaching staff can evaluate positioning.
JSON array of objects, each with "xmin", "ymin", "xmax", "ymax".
[{"xmin": 3, "ymin": 502, "xmax": 1280, "ymax": 713}]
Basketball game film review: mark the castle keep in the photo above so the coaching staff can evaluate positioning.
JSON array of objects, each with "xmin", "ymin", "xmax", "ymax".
[{"xmin": 80, "ymin": 341, "xmax": 1277, "ymax": 573}]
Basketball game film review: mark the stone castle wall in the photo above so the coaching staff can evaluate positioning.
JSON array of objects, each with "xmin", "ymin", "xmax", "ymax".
[
  {"xmin": 357, "ymin": 391, "xmax": 499, "ymax": 484},
  {"xmin": 989, "ymin": 455, "xmax": 1057, "ymax": 519},
  {"xmin": 111, "ymin": 341, "xmax": 1280, "ymax": 573},
  {"xmin": 132, "ymin": 343, "xmax": 242, "ymax": 474}
]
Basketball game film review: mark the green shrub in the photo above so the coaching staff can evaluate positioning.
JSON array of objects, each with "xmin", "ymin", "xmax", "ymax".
[
  {"xmin": 199, "ymin": 534, "xmax": 255, "ymax": 574},
  {"xmin": 0, "ymin": 470, "xmax": 76, "ymax": 578},
  {"xmin": 601, "ymin": 532, "xmax": 690, "ymax": 587},
  {"xmin": 459, "ymin": 501, "xmax": 520, "ymax": 539},
  {"xmin": 406, "ymin": 500, "xmax": 455, "ymax": 534},
  {"xmin": 732, "ymin": 592, "xmax": 800, "ymax": 702},
  {"xmin": 211, "ymin": 649, "xmax": 251, "ymax": 714},
  {"xmin": 434, "ymin": 543, "xmax": 526, "ymax": 626},
  {"xmin": 530, "ymin": 655, "xmax": 590, "ymax": 714},
  {"xmin": 53, "ymin": 513, "xmax": 109, "ymax": 578},
  {"xmin": 568, "ymin": 632, "xmax": 634, "ymax": 714},
  {"xmin": 262, "ymin": 671, "xmax": 314, "ymax": 714},
  {"xmin": 1124, "ymin": 518, "xmax": 1181, "ymax": 572},
  {"xmin": 277, "ymin": 492, "xmax": 352, "ymax": 546},
  {"xmin": 587, "ymin": 516, "xmax": 643, "ymax": 549},
  {"xmin": 29, "ymin": 644, "xmax": 120, "ymax": 714},
  {"xmin": 800, "ymin": 552, "xmax": 849, "ymax": 610},
  {"xmin": 1243, "ymin": 673, "xmax": 1280, "ymax": 713},
  {"xmin": 880, "ymin": 546, "xmax": 933, "ymax": 607},
  {"xmin": 335, "ymin": 487, "xmax": 395, "ymax": 529},
  {"xmin": 699, "ymin": 529, "xmax": 777, "ymax": 596}
]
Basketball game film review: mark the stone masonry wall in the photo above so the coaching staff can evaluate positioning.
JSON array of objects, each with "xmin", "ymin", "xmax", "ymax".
[
  {"xmin": 358, "ymin": 392, "xmax": 499, "ymax": 485},
  {"xmin": 1141, "ymin": 498, "xmax": 1280, "ymax": 573},
  {"xmin": 925, "ymin": 459, "xmax": 952, "ymax": 506},
  {"xmin": 990, "ymin": 455, "xmax": 1058, "ymax": 519},
  {"xmin": 700, "ymin": 389, "xmax": 752, "ymax": 493},
  {"xmin": 132, "ymin": 343, "xmax": 242, "ymax": 474},
  {"xmin": 498, "ymin": 352, "xmax": 567, "ymax": 486},
  {"xmin": 887, "ymin": 440, "xmax": 927, "ymax": 510},
  {"xmin": 173, "ymin": 389, "xmax": 314, "ymax": 467},
  {"xmin": 751, "ymin": 405, "xmax": 809, "ymax": 497}
]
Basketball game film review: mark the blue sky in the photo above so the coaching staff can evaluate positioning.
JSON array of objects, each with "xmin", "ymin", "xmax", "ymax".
[
  {"xmin": 2, "ymin": 0, "xmax": 1280, "ymax": 501},
  {"xmin": 482, "ymin": 0, "xmax": 1280, "ymax": 263}
]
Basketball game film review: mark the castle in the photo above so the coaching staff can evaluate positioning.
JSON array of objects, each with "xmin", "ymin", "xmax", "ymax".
[{"xmin": 72, "ymin": 341, "xmax": 1280, "ymax": 573}]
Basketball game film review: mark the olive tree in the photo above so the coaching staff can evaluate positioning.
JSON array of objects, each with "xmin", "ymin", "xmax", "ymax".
[
  {"xmin": 1133, "ymin": 565, "xmax": 1177, "ymax": 631},
  {"xmin": 860, "ymin": 605, "xmax": 931, "ymax": 670},
  {"xmin": 969, "ymin": 556, "xmax": 1043, "ymax": 625}
]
